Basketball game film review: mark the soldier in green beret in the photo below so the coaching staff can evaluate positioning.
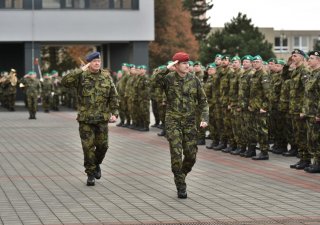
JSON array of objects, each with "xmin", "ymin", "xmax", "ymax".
[
  {"xmin": 41, "ymin": 72, "xmax": 54, "ymax": 113},
  {"xmin": 61, "ymin": 52, "xmax": 119, "ymax": 186}
]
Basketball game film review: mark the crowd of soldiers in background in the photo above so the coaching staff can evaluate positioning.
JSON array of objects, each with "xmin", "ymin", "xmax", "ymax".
[
  {"xmin": 0, "ymin": 69, "xmax": 77, "ymax": 119},
  {"xmin": 1, "ymin": 48, "xmax": 320, "ymax": 173}
]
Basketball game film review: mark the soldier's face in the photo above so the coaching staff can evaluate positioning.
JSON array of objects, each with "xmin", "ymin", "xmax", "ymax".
[
  {"xmin": 291, "ymin": 53, "xmax": 304, "ymax": 65},
  {"xmin": 221, "ymin": 59, "xmax": 229, "ymax": 67},
  {"xmin": 207, "ymin": 68, "xmax": 216, "ymax": 75},
  {"xmin": 308, "ymin": 55, "xmax": 320, "ymax": 69},
  {"xmin": 215, "ymin": 57, "xmax": 221, "ymax": 65},
  {"xmin": 194, "ymin": 65, "xmax": 201, "ymax": 72},
  {"xmin": 232, "ymin": 60, "xmax": 241, "ymax": 69},
  {"xmin": 253, "ymin": 60, "xmax": 263, "ymax": 70},
  {"xmin": 175, "ymin": 62, "xmax": 189, "ymax": 74},
  {"xmin": 274, "ymin": 64, "xmax": 283, "ymax": 72},
  {"xmin": 89, "ymin": 59, "xmax": 101, "ymax": 72},
  {"xmin": 242, "ymin": 60, "xmax": 252, "ymax": 69}
]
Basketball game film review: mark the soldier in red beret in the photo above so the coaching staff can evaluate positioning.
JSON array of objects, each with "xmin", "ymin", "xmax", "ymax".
[{"xmin": 154, "ymin": 51, "xmax": 209, "ymax": 198}]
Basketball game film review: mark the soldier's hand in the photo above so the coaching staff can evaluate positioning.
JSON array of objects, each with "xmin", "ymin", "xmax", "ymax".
[
  {"xmin": 260, "ymin": 108, "xmax": 267, "ymax": 113},
  {"xmin": 81, "ymin": 62, "xmax": 90, "ymax": 71},
  {"xmin": 167, "ymin": 60, "xmax": 178, "ymax": 69},
  {"xmin": 109, "ymin": 115, "xmax": 117, "ymax": 123},
  {"xmin": 200, "ymin": 121, "xmax": 208, "ymax": 128},
  {"xmin": 40, "ymin": 78, "xmax": 44, "ymax": 82},
  {"xmin": 300, "ymin": 113, "xmax": 305, "ymax": 118},
  {"xmin": 316, "ymin": 117, "xmax": 320, "ymax": 122}
]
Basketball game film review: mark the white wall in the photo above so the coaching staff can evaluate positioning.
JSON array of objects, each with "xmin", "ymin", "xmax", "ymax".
[{"xmin": 0, "ymin": 0, "xmax": 154, "ymax": 42}]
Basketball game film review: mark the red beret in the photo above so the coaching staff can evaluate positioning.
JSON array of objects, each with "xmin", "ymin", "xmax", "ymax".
[{"xmin": 172, "ymin": 52, "xmax": 190, "ymax": 62}]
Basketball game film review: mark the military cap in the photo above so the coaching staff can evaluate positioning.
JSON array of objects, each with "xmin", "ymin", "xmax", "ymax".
[
  {"xmin": 51, "ymin": 70, "xmax": 58, "ymax": 75},
  {"xmin": 117, "ymin": 70, "xmax": 123, "ymax": 74},
  {"xmin": 231, "ymin": 56, "xmax": 241, "ymax": 61},
  {"xmin": 129, "ymin": 64, "xmax": 136, "ymax": 68},
  {"xmin": 207, "ymin": 63, "xmax": 216, "ymax": 68},
  {"xmin": 43, "ymin": 72, "xmax": 50, "ymax": 76},
  {"xmin": 167, "ymin": 61, "xmax": 173, "ymax": 65},
  {"xmin": 137, "ymin": 65, "xmax": 147, "ymax": 69},
  {"xmin": 86, "ymin": 52, "xmax": 100, "ymax": 62},
  {"xmin": 253, "ymin": 55, "xmax": 263, "ymax": 61},
  {"xmin": 215, "ymin": 54, "xmax": 223, "ymax": 59},
  {"xmin": 122, "ymin": 62, "xmax": 129, "ymax": 67},
  {"xmin": 263, "ymin": 61, "xmax": 268, "ymax": 65},
  {"xmin": 10, "ymin": 68, "xmax": 16, "ymax": 73},
  {"xmin": 172, "ymin": 52, "xmax": 190, "ymax": 62},
  {"xmin": 28, "ymin": 71, "xmax": 36, "ymax": 75},
  {"xmin": 267, "ymin": 58, "xmax": 277, "ymax": 63},
  {"xmin": 158, "ymin": 65, "xmax": 167, "ymax": 70},
  {"xmin": 291, "ymin": 49, "xmax": 305, "ymax": 56},
  {"xmin": 188, "ymin": 61, "xmax": 194, "ymax": 66},
  {"xmin": 194, "ymin": 61, "xmax": 202, "ymax": 66},
  {"xmin": 221, "ymin": 55, "xmax": 231, "ymax": 60},
  {"xmin": 308, "ymin": 50, "xmax": 320, "ymax": 57},
  {"xmin": 276, "ymin": 59, "xmax": 286, "ymax": 65},
  {"xmin": 241, "ymin": 55, "xmax": 253, "ymax": 61}
]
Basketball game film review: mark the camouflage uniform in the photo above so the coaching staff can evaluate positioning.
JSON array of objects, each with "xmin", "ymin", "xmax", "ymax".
[
  {"xmin": 289, "ymin": 63, "xmax": 310, "ymax": 161},
  {"xmin": 137, "ymin": 73, "xmax": 150, "ymax": 130},
  {"xmin": 20, "ymin": 76, "xmax": 41, "ymax": 119},
  {"xmin": 61, "ymin": 68, "xmax": 119, "ymax": 176},
  {"xmin": 155, "ymin": 68, "xmax": 209, "ymax": 191},
  {"xmin": 149, "ymin": 70, "xmax": 160, "ymax": 126},
  {"xmin": 41, "ymin": 76, "xmax": 54, "ymax": 112},
  {"xmin": 116, "ymin": 71, "xmax": 130, "ymax": 125},
  {"xmin": 302, "ymin": 67, "xmax": 320, "ymax": 166}
]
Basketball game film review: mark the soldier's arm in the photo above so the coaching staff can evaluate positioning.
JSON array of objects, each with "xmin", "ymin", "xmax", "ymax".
[
  {"xmin": 108, "ymin": 80, "xmax": 119, "ymax": 117},
  {"xmin": 61, "ymin": 68, "xmax": 82, "ymax": 88},
  {"xmin": 196, "ymin": 77, "xmax": 209, "ymax": 123}
]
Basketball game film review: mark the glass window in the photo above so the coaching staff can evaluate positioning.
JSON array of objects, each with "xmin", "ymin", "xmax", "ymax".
[
  {"xmin": 114, "ymin": 0, "xmax": 121, "ymax": 8},
  {"xmin": 301, "ymin": 36, "xmax": 308, "ymax": 47},
  {"xmin": 294, "ymin": 37, "xmax": 300, "ymax": 46},
  {"xmin": 42, "ymin": 0, "xmax": 61, "ymax": 8},
  {"xmin": 275, "ymin": 37, "xmax": 280, "ymax": 47},
  {"xmin": 122, "ymin": 0, "xmax": 132, "ymax": 9},
  {"xmin": 4, "ymin": 0, "xmax": 23, "ymax": 8},
  {"xmin": 65, "ymin": 0, "xmax": 85, "ymax": 8},
  {"xmin": 90, "ymin": 0, "xmax": 110, "ymax": 9}
]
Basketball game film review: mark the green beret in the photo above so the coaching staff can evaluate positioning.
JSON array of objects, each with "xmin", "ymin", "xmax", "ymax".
[
  {"xmin": 215, "ymin": 54, "xmax": 223, "ymax": 59},
  {"xmin": 253, "ymin": 55, "xmax": 263, "ymax": 61},
  {"xmin": 276, "ymin": 59, "xmax": 286, "ymax": 65},
  {"xmin": 158, "ymin": 65, "xmax": 167, "ymax": 70},
  {"xmin": 50, "ymin": 70, "xmax": 58, "ymax": 75},
  {"xmin": 117, "ymin": 70, "xmax": 123, "ymax": 73},
  {"xmin": 194, "ymin": 61, "xmax": 202, "ymax": 66},
  {"xmin": 122, "ymin": 63, "xmax": 129, "ymax": 67},
  {"xmin": 231, "ymin": 56, "xmax": 241, "ymax": 62},
  {"xmin": 222, "ymin": 55, "xmax": 231, "ymax": 60},
  {"xmin": 263, "ymin": 61, "xmax": 268, "ymax": 65},
  {"xmin": 28, "ymin": 71, "xmax": 36, "ymax": 75},
  {"xmin": 137, "ymin": 65, "xmax": 147, "ymax": 69},
  {"xmin": 43, "ymin": 72, "xmax": 50, "ymax": 76},
  {"xmin": 309, "ymin": 51, "xmax": 320, "ymax": 57},
  {"xmin": 188, "ymin": 61, "xmax": 194, "ymax": 66},
  {"xmin": 267, "ymin": 58, "xmax": 277, "ymax": 63},
  {"xmin": 167, "ymin": 61, "xmax": 173, "ymax": 65},
  {"xmin": 241, "ymin": 55, "xmax": 253, "ymax": 61},
  {"xmin": 207, "ymin": 63, "xmax": 216, "ymax": 68},
  {"xmin": 129, "ymin": 64, "xmax": 136, "ymax": 68}
]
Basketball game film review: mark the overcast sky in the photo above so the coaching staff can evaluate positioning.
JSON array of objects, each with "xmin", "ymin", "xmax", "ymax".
[{"xmin": 207, "ymin": 0, "xmax": 320, "ymax": 30}]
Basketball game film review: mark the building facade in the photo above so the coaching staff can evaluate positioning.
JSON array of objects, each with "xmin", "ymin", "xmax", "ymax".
[{"xmin": 0, "ymin": 0, "xmax": 154, "ymax": 78}]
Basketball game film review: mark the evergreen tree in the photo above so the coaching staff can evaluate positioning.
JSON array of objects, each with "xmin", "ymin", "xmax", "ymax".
[
  {"xmin": 183, "ymin": 0, "xmax": 213, "ymax": 41},
  {"xmin": 200, "ymin": 13, "xmax": 275, "ymax": 65},
  {"xmin": 313, "ymin": 39, "xmax": 320, "ymax": 50},
  {"xmin": 149, "ymin": 0, "xmax": 199, "ymax": 69}
]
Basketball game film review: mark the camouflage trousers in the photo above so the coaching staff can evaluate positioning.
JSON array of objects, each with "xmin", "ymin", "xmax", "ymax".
[
  {"xmin": 208, "ymin": 105, "xmax": 221, "ymax": 144},
  {"xmin": 269, "ymin": 110, "xmax": 287, "ymax": 148},
  {"xmin": 165, "ymin": 116, "xmax": 197, "ymax": 190},
  {"xmin": 41, "ymin": 93, "xmax": 52, "ymax": 111},
  {"xmin": 291, "ymin": 115, "xmax": 311, "ymax": 160},
  {"xmin": 306, "ymin": 118, "xmax": 320, "ymax": 162},
  {"xmin": 196, "ymin": 110, "xmax": 206, "ymax": 141},
  {"xmin": 118, "ymin": 95, "xmax": 127, "ymax": 123},
  {"xmin": 139, "ymin": 99, "xmax": 150, "ymax": 128},
  {"xmin": 221, "ymin": 108, "xmax": 235, "ymax": 146},
  {"xmin": 231, "ymin": 109, "xmax": 243, "ymax": 148},
  {"xmin": 4, "ymin": 93, "xmax": 16, "ymax": 110},
  {"xmin": 52, "ymin": 94, "xmax": 60, "ymax": 110},
  {"xmin": 157, "ymin": 100, "xmax": 166, "ymax": 125},
  {"xmin": 248, "ymin": 112, "xmax": 268, "ymax": 152},
  {"xmin": 79, "ymin": 121, "xmax": 109, "ymax": 175},
  {"xmin": 151, "ymin": 99, "xmax": 160, "ymax": 125},
  {"xmin": 27, "ymin": 94, "xmax": 38, "ymax": 113}
]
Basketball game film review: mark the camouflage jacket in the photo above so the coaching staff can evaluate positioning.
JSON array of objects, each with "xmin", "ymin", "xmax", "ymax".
[
  {"xmin": 61, "ymin": 68, "xmax": 119, "ymax": 123},
  {"xmin": 248, "ymin": 68, "xmax": 269, "ymax": 112},
  {"xmin": 41, "ymin": 78, "xmax": 54, "ymax": 95},
  {"xmin": 302, "ymin": 67, "xmax": 320, "ymax": 117},
  {"xmin": 269, "ymin": 72, "xmax": 284, "ymax": 111},
  {"xmin": 238, "ymin": 69, "xmax": 254, "ymax": 110},
  {"xmin": 289, "ymin": 63, "xmax": 309, "ymax": 114},
  {"xmin": 116, "ymin": 72, "xmax": 129, "ymax": 97},
  {"xmin": 228, "ymin": 68, "xmax": 242, "ymax": 107},
  {"xmin": 219, "ymin": 67, "xmax": 233, "ymax": 108},
  {"xmin": 155, "ymin": 68, "xmax": 209, "ymax": 122},
  {"xmin": 137, "ymin": 75, "xmax": 150, "ymax": 102},
  {"xmin": 20, "ymin": 77, "xmax": 41, "ymax": 97}
]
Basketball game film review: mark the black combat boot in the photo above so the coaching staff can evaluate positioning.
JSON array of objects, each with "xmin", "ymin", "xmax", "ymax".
[
  {"xmin": 87, "ymin": 174, "xmax": 95, "ymax": 186},
  {"xmin": 206, "ymin": 140, "xmax": 219, "ymax": 149},
  {"xmin": 197, "ymin": 139, "xmax": 206, "ymax": 145},
  {"xmin": 283, "ymin": 146, "xmax": 298, "ymax": 157},
  {"xmin": 242, "ymin": 145, "xmax": 256, "ymax": 158},
  {"xmin": 290, "ymin": 160, "xmax": 302, "ymax": 169},
  {"xmin": 295, "ymin": 160, "xmax": 311, "ymax": 170},
  {"xmin": 304, "ymin": 162, "xmax": 320, "ymax": 173},
  {"xmin": 177, "ymin": 187, "xmax": 187, "ymax": 199},
  {"xmin": 252, "ymin": 152, "xmax": 269, "ymax": 160},
  {"xmin": 213, "ymin": 143, "xmax": 227, "ymax": 151},
  {"xmin": 95, "ymin": 165, "xmax": 101, "ymax": 179},
  {"xmin": 157, "ymin": 130, "xmax": 166, "ymax": 136}
]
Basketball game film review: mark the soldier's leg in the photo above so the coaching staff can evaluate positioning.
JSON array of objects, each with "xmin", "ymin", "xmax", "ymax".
[
  {"xmin": 252, "ymin": 113, "xmax": 269, "ymax": 160},
  {"xmin": 151, "ymin": 99, "xmax": 160, "ymax": 126},
  {"xmin": 94, "ymin": 122, "xmax": 109, "ymax": 166},
  {"xmin": 294, "ymin": 118, "xmax": 311, "ymax": 169},
  {"xmin": 305, "ymin": 119, "xmax": 320, "ymax": 173},
  {"xmin": 272, "ymin": 111, "xmax": 288, "ymax": 154},
  {"xmin": 166, "ymin": 117, "xmax": 186, "ymax": 191},
  {"xmin": 79, "ymin": 122, "xmax": 96, "ymax": 176}
]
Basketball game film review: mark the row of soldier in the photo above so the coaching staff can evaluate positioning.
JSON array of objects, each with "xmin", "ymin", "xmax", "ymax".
[{"xmin": 125, "ymin": 49, "xmax": 318, "ymax": 173}]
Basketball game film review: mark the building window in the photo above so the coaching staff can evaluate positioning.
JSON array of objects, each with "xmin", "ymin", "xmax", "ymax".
[
  {"xmin": 274, "ymin": 36, "xmax": 288, "ymax": 53},
  {"xmin": 89, "ymin": 0, "xmax": 110, "ymax": 9},
  {"xmin": 4, "ymin": 0, "xmax": 23, "ymax": 8},
  {"xmin": 114, "ymin": 0, "xmax": 138, "ymax": 9},
  {"xmin": 64, "ymin": 0, "xmax": 85, "ymax": 8},
  {"xmin": 42, "ymin": 0, "xmax": 61, "ymax": 8},
  {"xmin": 293, "ymin": 36, "xmax": 309, "ymax": 52}
]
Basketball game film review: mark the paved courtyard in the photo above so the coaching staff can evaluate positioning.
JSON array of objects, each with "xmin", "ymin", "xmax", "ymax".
[{"xmin": 0, "ymin": 105, "xmax": 319, "ymax": 225}]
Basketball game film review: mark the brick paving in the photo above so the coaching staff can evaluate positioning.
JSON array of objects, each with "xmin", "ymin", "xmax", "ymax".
[{"xmin": 0, "ymin": 104, "xmax": 320, "ymax": 225}]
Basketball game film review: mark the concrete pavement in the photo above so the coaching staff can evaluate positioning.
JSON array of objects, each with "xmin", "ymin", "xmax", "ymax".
[{"xmin": 0, "ymin": 105, "xmax": 320, "ymax": 225}]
